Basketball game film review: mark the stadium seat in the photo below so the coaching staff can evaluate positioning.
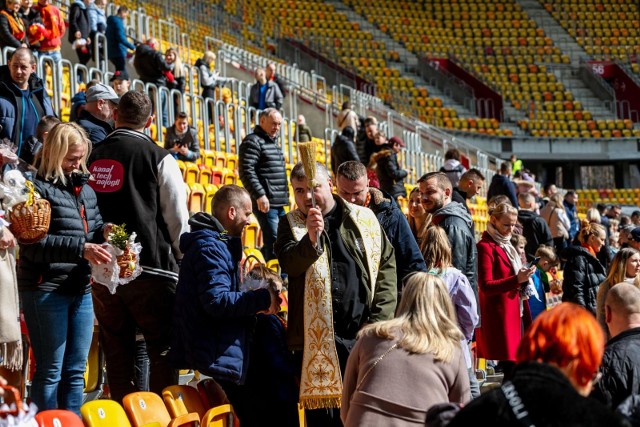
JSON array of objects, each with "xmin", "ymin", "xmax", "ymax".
[
  {"xmin": 81, "ymin": 400, "xmax": 133, "ymax": 427},
  {"xmin": 162, "ymin": 385, "xmax": 208, "ymax": 420},
  {"xmin": 35, "ymin": 410, "xmax": 83, "ymax": 427},
  {"xmin": 122, "ymin": 392, "xmax": 200, "ymax": 427}
]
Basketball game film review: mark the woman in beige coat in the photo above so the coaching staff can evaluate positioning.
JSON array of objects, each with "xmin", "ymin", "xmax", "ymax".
[
  {"xmin": 341, "ymin": 273, "xmax": 470, "ymax": 426},
  {"xmin": 540, "ymin": 193, "xmax": 571, "ymax": 252}
]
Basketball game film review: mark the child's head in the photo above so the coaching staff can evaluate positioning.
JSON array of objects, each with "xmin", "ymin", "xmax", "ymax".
[
  {"xmin": 36, "ymin": 115, "xmax": 61, "ymax": 143},
  {"xmin": 421, "ymin": 225, "xmax": 452, "ymax": 270},
  {"xmin": 246, "ymin": 263, "xmax": 283, "ymax": 293},
  {"xmin": 535, "ymin": 245, "xmax": 558, "ymax": 272},
  {"xmin": 510, "ymin": 234, "xmax": 527, "ymax": 256}
]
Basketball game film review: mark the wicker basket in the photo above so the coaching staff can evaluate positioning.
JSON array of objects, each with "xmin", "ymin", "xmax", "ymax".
[
  {"xmin": 116, "ymin": 247, "xmax": 136, "ymax": 278},
  {"xmin": 7, "ymin": 199, "xmax": 51, "ymax": 244}
]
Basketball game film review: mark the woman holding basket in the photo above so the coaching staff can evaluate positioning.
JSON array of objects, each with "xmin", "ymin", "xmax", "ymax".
[{"xmin": 17, "ymin": 122, "xmax": 111, "ymax": 415}]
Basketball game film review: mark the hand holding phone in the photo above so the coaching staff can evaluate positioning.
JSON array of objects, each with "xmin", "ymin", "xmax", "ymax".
[{"xmin": 526, "ymin": 256, "xmax": 541, "ymax": 269}]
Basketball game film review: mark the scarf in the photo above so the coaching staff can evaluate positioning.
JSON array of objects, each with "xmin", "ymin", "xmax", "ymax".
[
  {"xmin": 1, "ymin": 10, "xmax": 25, "ymax": 41},
  {"xmin": 287, "ymin": 203, "xmax": 382, "ymax": 409},
  {"xmin": 486, "ymin": 223, "xmax": 538, "ymax": 307},
  {"xmin": 581, "ymin": 243, "xmax": 597, "ymax": 258},
  {"xmin": 0, "ymin": 246, "xmax": 22, "ymax": 371}
]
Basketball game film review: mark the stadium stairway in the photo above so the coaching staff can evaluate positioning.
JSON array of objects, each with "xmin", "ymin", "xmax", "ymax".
[
  {"xmin": 517, "ymin": 0, "xmax": 619, "ymax": 121},
  {"xmin": 327, "ymin": 0, "xmax": 479, "ymax": 120}
]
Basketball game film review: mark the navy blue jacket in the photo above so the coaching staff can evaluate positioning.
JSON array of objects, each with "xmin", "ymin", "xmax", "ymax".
[
  {"xmin": 0, "ymin": 65, "xmax": 54, "ymax": 163},
  {"xmin": 368, "ymin": 188, "xmax": 426, "ymax": 297},
  {"xmin": 170, "ymin": 212, "xmax": 271, "ymax": 384},
  {"xmin": 77, "ymin": 109, "xmax": 113, "ymax": 147},
  {"xmin": 17, "ymin": 173, "xmax": 105, "ymax": 295},
  {"xmin": 487, "ymin": 174, "xmax": 518, "ymax": 207},
  {"xmin": 105, "ymin": 14, "xmax": 134, "ymax": 60}
]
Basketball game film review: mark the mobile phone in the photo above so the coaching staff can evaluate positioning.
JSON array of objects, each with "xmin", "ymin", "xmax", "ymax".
[{"xmin": 526, "ymin": 256, "xmax": 541, "ymax": 269}]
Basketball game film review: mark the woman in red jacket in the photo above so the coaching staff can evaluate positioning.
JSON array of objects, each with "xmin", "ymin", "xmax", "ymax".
[{"xmin": 476, "ymin": 202, "xmax": 536, "ymax": 374}]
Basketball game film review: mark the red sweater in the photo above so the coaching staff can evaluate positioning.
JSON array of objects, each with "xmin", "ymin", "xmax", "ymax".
[{"xmin": 33, "ymin": 3, "xmax": 65, "ymax": 52}]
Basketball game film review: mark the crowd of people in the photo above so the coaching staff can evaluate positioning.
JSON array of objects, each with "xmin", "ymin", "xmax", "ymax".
[{"xmin": 1, "ymin": 28, "xmax": 640, "ymax": 427}]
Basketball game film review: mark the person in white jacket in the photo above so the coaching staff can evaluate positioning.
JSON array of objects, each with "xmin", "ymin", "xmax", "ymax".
[{"xmin": 540, "ymin": 192, "xmax": 571, "ymax": 252}]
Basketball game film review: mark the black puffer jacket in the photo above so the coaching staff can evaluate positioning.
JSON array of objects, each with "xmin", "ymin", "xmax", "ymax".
[
  {"xmin": 133, "ymin": 43, "xmax": 171, "ymax": 87},
  {"xmin": 593, "ymin": 327, "xmax": 640, "ymax": 409},
  {"xmin": 239, "ymin": 125, "xmax": 289, "ymax": 207},
  {"xmin": 562, "ymin": 245, "xmax": 606, "ymax": 315},
  {"xmin": 372, "ymin": 145, "xmax": 408, "ymax": 199},
  {"xmin": 17, "ymin": 173, "xmax": 105, "ymax": 295}
]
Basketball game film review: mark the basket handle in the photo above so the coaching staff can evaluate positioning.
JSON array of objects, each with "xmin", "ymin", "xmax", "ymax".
[{"xmin": 0, "ymin": 385, "xmax": 23, "ymax": 417}]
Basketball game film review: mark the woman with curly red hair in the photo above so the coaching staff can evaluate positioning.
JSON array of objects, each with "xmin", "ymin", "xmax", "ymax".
[{"xmin": 448, "ymin": 303, "xmax": 627, "ymax": 426}]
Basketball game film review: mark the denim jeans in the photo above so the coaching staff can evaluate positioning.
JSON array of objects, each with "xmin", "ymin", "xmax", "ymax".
[
  {"xmin": 91, "ymin": 277, "xmax": 177, "ymax": 402},
  {"xmin": 39, "ymin": 50, "xmax": 61, "ymax": 64},
  {"xmin": 253, "ymin": 206, "xmax": 286, "ymax": 261},
  {"xmin": 21, "ymin": 291, "xmax": 94, "ymax": 415}
]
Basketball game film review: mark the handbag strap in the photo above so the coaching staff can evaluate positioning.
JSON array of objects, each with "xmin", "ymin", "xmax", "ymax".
[
  {"xmin": 501, "ymin": 381, "xmax": 536, "ymax": 427},
  {"xmin": 355, "ymin": 342, "xmax": 397, "ymax": 391}
]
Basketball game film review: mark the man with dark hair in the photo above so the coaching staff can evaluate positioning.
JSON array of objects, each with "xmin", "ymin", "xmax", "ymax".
[
  {"xmin": 275, "ymin": 161, "xmax": 396, "ymax": 426},
  {"xmin": 76, "ymin": 83, "xmax": 118, "ymax": 146},
  {"xmin": 563, "ymin": 190, "xmax": 580, "ymax": 241},
  {"xmin": 239, "ymin": 107, "xmax": 288, "ymax": 261},
  {"xmin": 593, "ymin": 283, "xmax": 640, "ymax": 408},
  {"xmin": 440, "ymin": 148, "xmax": 467, "ymax": 187},
  {"xmin": 356, "ymin": 116, "xmax": 379, "ymax": 165},
  {"xmin": 487, "ymin": 162, "xmax": 518, "ymax": 207},
  {"xmin": 336, "ymin": 160, "xmax": 426, "ymax": 298},
  {"xmin": 631, "ymin": 211, "xmax": 640, "ymax": 226},
  {"xmin": 163, "ymin": 112, "xmax": 200, "ymax": 162},
  {"xmin": 330, "ymin": 126, "xmax": 359, "ymax": 177},
  {"xmin": 418, "ymin": 171, "xmax": 477, "ymax": 303},
  {"xmin": 0, "ymin": 47, "xmax": 54, "ymax": 164},
  {"xmin": 452, "ymin": 168, "xmax": 485, "ymax": 213},
  {"xmin": 105, "ymin": 6, "xmax": 134, "ymax": 72},
  {"xmin": 88, "ymin": 90, "xmax": 189, "ymax": 402},
  {"xmin": 170, "ymin": 184, "xmax": 279, "ymax": 423},
  {"xmin": 517, "ymin": 192, "xmax": 553, "ymax": 261}
]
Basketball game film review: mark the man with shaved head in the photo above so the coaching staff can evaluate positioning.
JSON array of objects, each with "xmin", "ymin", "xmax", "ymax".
[
  {"xmin": 592, "ymin": 283, "xmax": 640, "ymax": 407},
  {"xmin": 517, "ymin": 191, "xmax": 553, "ymax": 261}
]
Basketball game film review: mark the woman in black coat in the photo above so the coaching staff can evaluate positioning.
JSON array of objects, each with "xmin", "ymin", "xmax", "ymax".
[
  {"xmin": 562, "ymin": 220, "xmax": 607, "ymax": 315},
  {"xmin": 18, "ymin": 122, "xmax": 112, "ymax": 415},
  {"xmin": 0, "ymin": 0, "xmax": 27, "ymax": 48},
  {"xmin": 372, "ymin": 136, "xmax": 408, "ymax": 201}
]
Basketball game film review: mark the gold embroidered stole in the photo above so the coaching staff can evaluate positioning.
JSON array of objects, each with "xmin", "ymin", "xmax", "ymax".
[{"xmin": 287, "ymin": 202, "xmax": 382, "ymax": 409}]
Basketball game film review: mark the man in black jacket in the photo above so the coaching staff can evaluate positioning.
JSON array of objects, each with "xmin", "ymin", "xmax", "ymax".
[
  {"xmin": 593, "ymin": 283, "xmax": 640, "ymax": 408},
  {"xmin": 517, "ymin": 192, "xmax": 553, "ymax": 261},
  {"xmin": 418, "ymin": 171, "xmax": 478, "ymax": 303},
  {"xmin": 335, "ymin": 161, "xmax": 426, "ymax": 300},
  {"xmin": 266, "ymin": 62, "xmax": 286, "ymax": 99},
  {"xmin": 238, "ymin": 108, "xmax": 289, "ymax": 261},
  {"xmin": 88, "ymin": 91, "xmax": 189, "ymax": 402},
  {"xmin": 133, "ymin": 37, "xmax": 170, "ymax": 125},
  {"xmin": 76, "ymin": 82, "xmax": 117, "ymax": 146},
  {"xmin": 330, "ymin": 126, "xmax": 359, "ymax": 177},
  {"xmin": 487, "ymin": 162, "xmax": 518, "ymax": 207},
  {"xmin": 452, "ymin": 168, "xmax": 485, "ymax": 214}
]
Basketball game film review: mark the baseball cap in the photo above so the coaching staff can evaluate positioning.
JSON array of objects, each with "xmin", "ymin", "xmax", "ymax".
[
  {"xmin": 109, "ymin": 69, "xmax": 129, "ymax": 82},
  {"xmin": 631, "ymin": 227, "xmax": 640, "ymax": 242},
  {"xmin": 388, "ymin": 136, "xmax": 406, "ymax": 147},
  {"xmin": 86, "ymin": 83, "xmax": 120, "ymax": 103}
]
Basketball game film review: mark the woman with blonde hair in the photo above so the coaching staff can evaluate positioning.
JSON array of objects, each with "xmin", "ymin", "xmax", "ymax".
[
  {"xmin": 476, "ymin": 203, "xmax": 536, "ymax": 374},
  {"xmin": 19, "ymin": 122, "xmax": 112, "ymax": 414},
  {"xmin": 341, "ymin": 273, "xmax": 470, "ymax": 426},
  {"xmin": 449, "ymin": 303, "xmax": 626, "ymax": 426},
  {"xmin": 596, "ymin": 247, "xmax": 640, "ymax": 336},
  {"xmin": 562, "ymin": 220, "xmax": 607, "ymax": 315},
  {"xmin": 540, "ymin": 192, "xmax": 571, "ymax": 252},
  {"xmin": 164, "ymin": 47, "xmax": 185, "ymax": 93},
  {"xmin": 422, "ymin": 225, "xmax": 479, "ymax": 397},
  {"xmin": 407, "ymin": 187, "xmax": 430, "ymax": 249}
]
